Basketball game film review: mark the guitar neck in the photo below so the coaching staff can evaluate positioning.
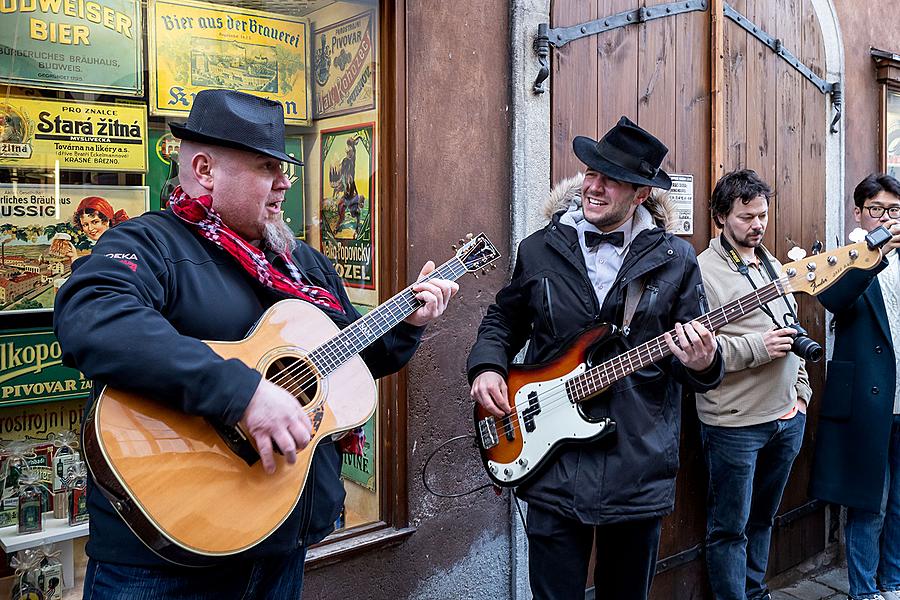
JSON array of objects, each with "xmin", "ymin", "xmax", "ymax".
[
  {"xmin": 568, "ymin": 277, "xmax": 789, "ymax": 403},
  {"xmin": 307, "ymin": 258, "xmax": 467, "ymax": 377}
]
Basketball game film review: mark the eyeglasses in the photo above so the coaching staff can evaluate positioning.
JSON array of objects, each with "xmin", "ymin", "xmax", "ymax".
[{"xmin": 862, "ymin": 205, "xmax": 900, "ymax": 219}]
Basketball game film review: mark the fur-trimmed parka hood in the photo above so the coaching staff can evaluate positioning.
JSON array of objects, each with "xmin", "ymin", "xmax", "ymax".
[{"xmin": 543, "ymin": 172, "xmax": 678, "ymax": 232}]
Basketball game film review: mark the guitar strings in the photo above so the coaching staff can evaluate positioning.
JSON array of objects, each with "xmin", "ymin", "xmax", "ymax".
[
  {"xmin": 480, "ymin": 278, "xmax": 788, "ymax": 443},
  {"xmin": 264, "ymin": 263, "xmax": 466, "ymax": 406}
]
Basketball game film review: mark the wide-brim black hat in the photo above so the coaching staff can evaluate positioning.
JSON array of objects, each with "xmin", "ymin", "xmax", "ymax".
[
  {"xmin": 169, "ymin": 89, "xmax": 302, "ymax": 166},
  {"xmin": 573, "ymin": 116, "xmax": 671, "ymax": 190}
]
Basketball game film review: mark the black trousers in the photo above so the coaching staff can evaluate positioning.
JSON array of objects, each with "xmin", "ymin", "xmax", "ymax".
[{"xmin": 526, "ymin": 504, "xmax": 663, "ymax": 600}]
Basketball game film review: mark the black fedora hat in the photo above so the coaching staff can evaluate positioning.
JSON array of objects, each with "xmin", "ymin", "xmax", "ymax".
[
  {"xmin": 169, "ymin": 89, "xmax": 302, "ymax": 166},
  {"xmin": 573, "ymin": 116, "xmax": 671, "ymax": 190}
]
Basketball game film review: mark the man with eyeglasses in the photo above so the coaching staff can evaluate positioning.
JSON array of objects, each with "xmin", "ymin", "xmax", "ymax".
[{"xmin": 811, "ymin": 173, "xmax": 900, "ymax": 600}]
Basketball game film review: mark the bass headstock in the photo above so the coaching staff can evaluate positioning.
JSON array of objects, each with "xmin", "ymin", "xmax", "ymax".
[{"xmin": 781, "ymin": 226, "xmax": 892, "ymax": 296}]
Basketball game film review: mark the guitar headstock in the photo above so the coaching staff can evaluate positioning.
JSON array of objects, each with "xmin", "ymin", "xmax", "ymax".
[
  {"xmin": 781, "ymin": 227, "xmax": 891, "ymax": 296},
  {"xmin": 455, "ymin": 233, "xmax": 501, "ymax": 274}
]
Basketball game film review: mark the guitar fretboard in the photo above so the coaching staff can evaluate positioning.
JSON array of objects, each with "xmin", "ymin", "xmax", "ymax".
[
  {"xmin": 565, "ymin": 276, "xmax": 789, "ymax": 402},
  {"xmin": 307, "ymin": 259, "xmax": 467, "ymax": 376}
]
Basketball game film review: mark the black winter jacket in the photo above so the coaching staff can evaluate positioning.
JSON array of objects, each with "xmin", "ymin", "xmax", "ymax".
[
  {"xmin": 54, "ymin": 209, "xmax": 423, "ymax": 566},
  {"xmin": 467, "ymin": 209, "xmax": 723, "ymax": 523}
]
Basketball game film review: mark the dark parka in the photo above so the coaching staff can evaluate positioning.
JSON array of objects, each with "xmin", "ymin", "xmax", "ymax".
[
  {"xmin": 54, "ymin": 209, "xmax": 424, "ymax": 566},
  {"xmin": 467, "ymin": 186, "xmax": 724, "ymax": 524},
  {"xmin": 810, "ymin": 259, "xmax": 896, "ymax": 513}
]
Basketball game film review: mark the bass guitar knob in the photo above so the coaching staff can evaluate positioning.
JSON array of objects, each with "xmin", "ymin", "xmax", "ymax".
[
  {"xmin": 503, "ymin": 467, "xmax": 513, "ymax": 477},
  {"xmin": 517, "ymin": 458, "xmax": 528, "ymax": 467}
]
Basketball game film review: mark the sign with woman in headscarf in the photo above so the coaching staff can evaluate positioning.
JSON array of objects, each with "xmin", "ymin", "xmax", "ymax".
[{"xmin": 0, "ymin": 184, "xmax": 147, "ymax": 312}]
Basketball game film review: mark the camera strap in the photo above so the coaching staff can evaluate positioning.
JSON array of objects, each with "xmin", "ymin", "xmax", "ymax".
[{"xmin": 719, "ymin": 234, "xmax": 798, "ymax": 327}]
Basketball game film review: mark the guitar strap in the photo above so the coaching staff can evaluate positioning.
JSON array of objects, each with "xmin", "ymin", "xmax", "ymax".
[{"xmin": 621, "ymin": 277, "xmax": 645, "ymax": 336}]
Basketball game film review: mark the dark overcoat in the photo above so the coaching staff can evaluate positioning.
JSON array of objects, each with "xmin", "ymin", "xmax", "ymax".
[
  {"xmin": 810, "ymin": 260, "xmax": 897, "ymax": 513},
  {"xmin": 467, "ymin": 209, "xmax": 724, "ymax": 524}
]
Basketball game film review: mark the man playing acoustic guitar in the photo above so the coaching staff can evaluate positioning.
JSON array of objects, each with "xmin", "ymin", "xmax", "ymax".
[
  {"xmin": 54, "ymin": 89, "xmax": 457, "ymax": 599},
  {"xmin": 468, "ymin": 117, "xmax": 723, "ymax": 600}
]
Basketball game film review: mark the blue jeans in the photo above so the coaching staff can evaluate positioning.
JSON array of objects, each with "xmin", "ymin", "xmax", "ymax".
[
  {"xmin": 82, "ymin": 547, "xmax": 307, "ymax": 600},
  {"xmin": 701, "ymin": 413, "xmax": 806, "ymax": 600},
  {"xmin": 846, "ymin": 415, "xmax": 900, "ymax": 599}
]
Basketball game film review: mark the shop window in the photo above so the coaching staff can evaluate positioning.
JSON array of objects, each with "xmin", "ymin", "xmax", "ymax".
[
  {"xmin": 0, "ymin": 0, "xmax": 396, "ymax": 583},
  {"xmin": 874, "ymin": 48, "xmax": 900, "ymax": 179}
]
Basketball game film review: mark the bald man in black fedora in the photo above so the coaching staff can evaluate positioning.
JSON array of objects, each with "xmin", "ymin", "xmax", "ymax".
[
  {"xmin": 55, "ymin": 89, "xmax": 457, "ymax": 599},
  {"xmin": 468, "ymin": 117, "xmax": 723, "ymax": 599}
]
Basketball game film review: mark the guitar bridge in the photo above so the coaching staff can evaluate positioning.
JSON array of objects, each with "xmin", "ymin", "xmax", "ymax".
[
  {"xmin": 208, "ymin": 420, "xmax": 260, "ymax": 467},
  {"xmin": 478, "ymin": 416, "xmax": 499, "ymax": 449}
]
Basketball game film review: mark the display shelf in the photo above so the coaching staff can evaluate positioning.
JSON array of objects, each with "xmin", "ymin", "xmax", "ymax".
[
  {"xmin": 0, "ymin": 517, "xmax": 88, "ymax": 553},
  {"xmin": 0, "ymin": 517, "xmax": 88, "ymax": 589}
]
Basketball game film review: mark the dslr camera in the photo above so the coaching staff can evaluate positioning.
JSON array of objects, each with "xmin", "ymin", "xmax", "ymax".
[{"xmin": 786, "ymin": 323, "xmax": 823, "ymax": 362}]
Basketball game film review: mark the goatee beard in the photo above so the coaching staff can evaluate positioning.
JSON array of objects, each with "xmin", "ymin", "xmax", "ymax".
[{"xmin": 264, "ymin": 220, "xmax": 297, "ymax": 254}]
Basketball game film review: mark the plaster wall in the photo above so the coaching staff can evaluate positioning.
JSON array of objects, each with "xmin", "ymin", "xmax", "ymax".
[{"xmin": 302, "ymin": 1, "xmax": 515, "ymax": 598}]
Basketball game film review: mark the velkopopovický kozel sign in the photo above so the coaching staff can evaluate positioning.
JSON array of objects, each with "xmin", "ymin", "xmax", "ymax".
[
  {"xmin": 0, "ymin": 329, "xmax": 91, "ymax": 407},
  {"xmin": 312, "ymin": 10, "xmax": 375, "ymax": 119},
  {"xmin": 148, "ymin": 0, "xmax": 312, "ymax": 125},
  {"xmin": 0, "ymin": 95, "xmax": 147, "ymax": 171},
  {"xmin": 0, "ymin": 0, "xmax": 143, "ymax": 95}
]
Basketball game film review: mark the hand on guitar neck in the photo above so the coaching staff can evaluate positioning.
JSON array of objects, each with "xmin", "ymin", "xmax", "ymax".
[
  {"xmin": 662, "ymin": 320, "xmax": 718, "ymax": 372},
  {"xmin": 240, "ymin": 378, "xmax": 314, "ymax": 474},
  {"xmin": 404, "ymin": 261, "xmax": 460, "ymax": 327}
]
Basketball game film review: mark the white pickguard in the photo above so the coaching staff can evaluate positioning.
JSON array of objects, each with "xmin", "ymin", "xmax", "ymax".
[{"xmin": 486, "ymin": 363, "xmax": 613, "ymax": 485}]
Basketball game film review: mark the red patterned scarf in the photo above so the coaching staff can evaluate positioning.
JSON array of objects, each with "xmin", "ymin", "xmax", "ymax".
[{"xmin": 169, "ymin": 187, "xmax": 344, "ymax": 313}]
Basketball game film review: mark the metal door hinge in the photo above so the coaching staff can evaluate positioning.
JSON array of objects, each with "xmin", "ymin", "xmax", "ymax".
[
  {"xmin": 723, "ymin": 3, "xmax": 842, "ymax": 132},
  {"xmin": 533, "ymin": 0, "xmax": 708, "ymax": 93}
]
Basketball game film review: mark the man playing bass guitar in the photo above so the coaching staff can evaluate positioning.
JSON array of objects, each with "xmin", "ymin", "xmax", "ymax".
[
  {"xmin": 54, "ymin": 89, "xmax": 457, "ymax": 599},
  {"xmin": 468, "ymin": 117, "xmax": 723, "ymax": 600}
]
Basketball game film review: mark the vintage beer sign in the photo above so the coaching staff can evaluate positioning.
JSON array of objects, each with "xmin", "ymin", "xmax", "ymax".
[
  {"xmin": 0, "ymin": 0, "xmax": 143, "ymax": 95},
  {"xmin": 319, "ymin": 123, "xmax": 375, "ymax": 290},
  {"xmin": 0, "ymin": 329, "xmax": 90, "ymax": 406},
  {"xmin": 313, "ymin": 10, "xmax": 375, "ymax": 119},
  {"xmin": 148, "ymin": 0, "xmax": 311, "ymax": 125},
  {"xmin": 0, "ymin": 183, "xmax": 148, "ymax": 312},
  {"xmin": 0, "ymin": 96, "xmax": 147, "ymax": 171},
  {"xmin": 341, "ymin": 414, "xmax": 375, "ymax": 490}
]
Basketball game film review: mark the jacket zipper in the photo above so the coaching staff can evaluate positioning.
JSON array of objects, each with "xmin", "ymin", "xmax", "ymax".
[
  {"xmin": 542, "ymin": 277, "xmax": 559, "ymax": 338},
  {"xmin": 645, "ymin": 284, "xmax": 659, "ymax": 317}
]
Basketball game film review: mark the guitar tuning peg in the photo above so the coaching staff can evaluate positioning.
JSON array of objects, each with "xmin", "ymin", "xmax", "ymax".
[
  {"xmin": 481, "ymin": 268, "xmax": 489, "ymax": 275},
  {"xmin": 466, "ymin": 233, "xmax": 474, "ymax": 240},
  {"xmin": 473, "ymin": 273, "xmax": 479, "ymax": 279},
  {"xmin": 458, "ymin": 239, "xmax": 465, "ymax": 245},
  {"xmin": 787, "ymin": 246, "xmax": 807, "ymax": 261},
  {"xmin": 491, "ymin": 264, "xmax": 497, "ymax": 270},
  {"xmin": 811, "ymin": 240, "xmax": 824, "ymax": 255},
  {"xmin": 451, "ymin": 244, "xmax": 458, "ymax": 251}
]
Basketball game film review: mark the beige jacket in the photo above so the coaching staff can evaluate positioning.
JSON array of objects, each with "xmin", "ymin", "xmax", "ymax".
[{"xmin": 695, "ymin": 237, "xmax": 812, "ymax": 427}]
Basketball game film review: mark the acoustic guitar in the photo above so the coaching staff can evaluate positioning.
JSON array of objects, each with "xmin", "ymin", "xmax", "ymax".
[
  {"xmin": 84, "ymin": 233, "xmax": 499, "ymax": 566},
  {"xmin": 475, "ymin": 227, "xmax": 893, "ymax": 488}
]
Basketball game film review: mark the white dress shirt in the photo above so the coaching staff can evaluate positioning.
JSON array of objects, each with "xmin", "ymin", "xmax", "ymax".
[{"xmin": 577, "ymin": 217, "xmax": 634, "ymax": 309}]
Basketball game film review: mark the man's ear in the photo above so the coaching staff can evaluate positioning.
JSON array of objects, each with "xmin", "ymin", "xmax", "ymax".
[
  {"xmin": 191, "ymin": 152, "xmax": 215, "ymax": 192},
  {"xmin": 634, "ymin": 185, "xmax": 651, "ymax": 205},
  {"xmin": 853, "ymin": 205, "xmax": 862, "ymax": 225}
]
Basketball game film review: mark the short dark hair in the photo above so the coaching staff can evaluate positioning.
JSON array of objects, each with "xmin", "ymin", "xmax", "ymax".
[
  {"xmin": 852, "ymin": 173, "xmax": 900, "ymax": 208},
  {"xmin": 709, "ymin": 169, "xmax": 773, "ymax": 228}
]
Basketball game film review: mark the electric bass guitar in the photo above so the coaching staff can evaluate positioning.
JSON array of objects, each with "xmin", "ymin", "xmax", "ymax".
[
  {"xmin": 475, "ymin": 227, "xmax": 893, "ymax": 488},
  {"xmin": 85, "ymin": 233, "xmax": 499, "ymax": 566}
]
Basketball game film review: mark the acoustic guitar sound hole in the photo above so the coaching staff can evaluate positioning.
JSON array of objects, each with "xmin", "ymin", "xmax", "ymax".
[{"xmin": 266, "ymin": 356, "xmax": 318, "ymax": 407}]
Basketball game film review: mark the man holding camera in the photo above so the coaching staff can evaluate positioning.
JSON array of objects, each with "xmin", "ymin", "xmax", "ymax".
[
  {"xmin": 810, "ymin": 174, "xmax": 900, "ymax": 600},
  {"xmin": 695, "ymin": 170, "xmax": 812, "ymax": 600}
]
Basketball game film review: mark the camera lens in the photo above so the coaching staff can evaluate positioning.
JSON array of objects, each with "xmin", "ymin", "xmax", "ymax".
[{"xmin": 791, "ymin": 333, "xmax": 823, "ymax": 362}]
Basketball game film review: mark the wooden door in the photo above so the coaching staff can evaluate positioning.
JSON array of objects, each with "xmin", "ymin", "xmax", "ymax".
[{"xmin": 548, "ymin": 0, "xmax": 828, "ymax": 597}]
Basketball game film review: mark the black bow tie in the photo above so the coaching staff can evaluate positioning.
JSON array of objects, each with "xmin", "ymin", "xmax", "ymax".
[{"xmin": 584, "ymin": 230, "xmax": 625, "ymax": 249}]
